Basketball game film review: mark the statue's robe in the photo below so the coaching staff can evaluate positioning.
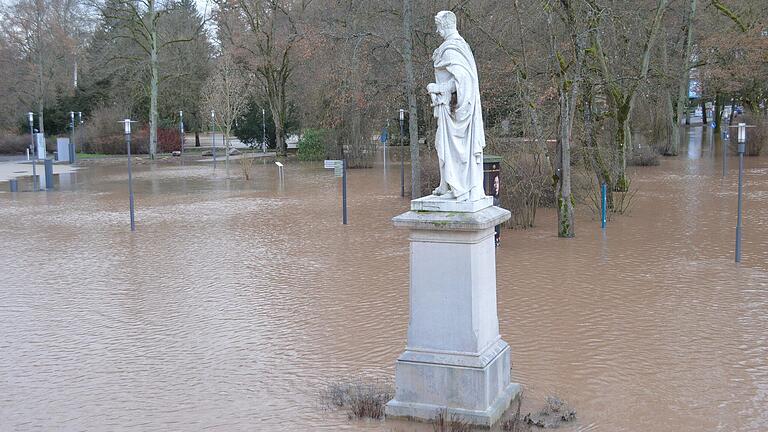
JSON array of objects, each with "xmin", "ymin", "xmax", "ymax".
[{"xmin": 432, "ymin": 32, "xmax": 486, "ymax": 201}]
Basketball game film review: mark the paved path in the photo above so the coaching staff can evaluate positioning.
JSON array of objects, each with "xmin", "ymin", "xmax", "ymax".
[{"xmin": 0, "ymin": 160, "xmax": 80, "ymax": 182}]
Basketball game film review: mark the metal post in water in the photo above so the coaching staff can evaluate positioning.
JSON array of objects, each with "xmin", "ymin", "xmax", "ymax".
[
  {"xmin": 44, "ymin": 158, "xmax": 53, "ymax": 190},
  {"xmin": 179, "ymin": 110, "xmax": 184, "ymax": 158},
  {"xmin": 262, "ymin": 107, "xmax": 266, "ymax": 153},
  {"xmin": 722, "ymin": 128, "xmax": 728, "ymax": 177},
  {"xmin": 735, "ymin": 123, "xmax": 746, "ymax": 262},
  {"xmin": 122, "ymin": 119, "xmax": 136, "ymax": 232},
  {"xmin": 399, "ymin": 108, "xmax": 405, "ymax": 198},
  {"xmin": 69, "ymin": 111, "xmax": 76, "ymax": 164},
  {"xmin": 9, "ymin": 179, "xmax": 18, "ymax": 192},
  {"xmin": 342, "ymin": 159, "xmax": 348, "ymax": 225},
  {"xmin": 211, "ymin": 110, "xmax": 217, "ymax": 170},
  {"xmin": 601, "ymin": 183, "xmax": 607, "ymax": 229}
]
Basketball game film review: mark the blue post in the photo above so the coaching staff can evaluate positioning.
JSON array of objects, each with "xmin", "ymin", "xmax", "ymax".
[
  {"xmin": 601, "ymin": 183, "xmax": 607, "ymax": 229},
  {"xmin": 44, "ymin": 159, "xmax": 53, "ymax": 190},
  {"xmin": 342, "ymin": 159, "xmax": 348, "ymax": 225},
  {"xmin": 9, "ymin": 179, "xmax": 18, "ymax": 192}
]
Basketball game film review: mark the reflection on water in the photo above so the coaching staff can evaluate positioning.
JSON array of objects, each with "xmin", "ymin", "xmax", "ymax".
[{"xmin": 1, "ymin": 131, "xmax": 767, "ymax": 432}]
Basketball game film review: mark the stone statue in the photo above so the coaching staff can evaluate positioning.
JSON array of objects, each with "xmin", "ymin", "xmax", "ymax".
[{"xmin": 427, "ymin": 10, "xmax": 486, "ymax": 202}]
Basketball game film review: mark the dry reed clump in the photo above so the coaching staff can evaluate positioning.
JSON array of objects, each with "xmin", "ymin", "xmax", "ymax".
[
  {"xmin": 627, "ymin": 145, "xmax": 660, "ymax": 166},
  {"xmin": 521, "ymin": 395, "xmax": 576, "ymax": 429},
  {"xmin": 432, "ymin": 409, "xmax": 471, "ymax": 432},
  {"xmin": 320, "ymin": 378, "xmax": 393, "ymax": 420},
  {"xmin": 239, "ymin": 153, "xmax": 255, "ymax": 180}
]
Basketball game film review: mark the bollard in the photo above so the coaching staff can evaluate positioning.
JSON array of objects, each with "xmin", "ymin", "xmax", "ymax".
[
  {"xmin": 9, "ymin": 179, "xmax": 18, "ymax": 192},
  {"xmin": 44, "ymin": 159, "xmax": 53, "ymax": 190},
  {"xmin": 601, "ymin": 183, "xmax": 607, "ymax": 229}
]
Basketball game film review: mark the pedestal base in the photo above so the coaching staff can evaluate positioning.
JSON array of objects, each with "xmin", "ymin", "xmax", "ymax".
[
  {"xmin": 385, "ymin": 340, "xmax": 520, "ymax": 426},
  {"xmin": 387, "ymin": 204, "xmax": 517, "ymax": 427}
]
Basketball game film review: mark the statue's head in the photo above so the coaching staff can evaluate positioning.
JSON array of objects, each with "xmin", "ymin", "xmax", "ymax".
[{"xmin": 435, "ymin": 10, "xmax": 457, "ymax": 39}]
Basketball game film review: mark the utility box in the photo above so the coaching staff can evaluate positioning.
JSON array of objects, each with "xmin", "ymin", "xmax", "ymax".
[
  {"xmin": 35, "ymin": 133, "xmax": 46, "ymax": 159},
  {"xmin": 57, "ymin": 138, "xmax": 70, "ymax": 162}
]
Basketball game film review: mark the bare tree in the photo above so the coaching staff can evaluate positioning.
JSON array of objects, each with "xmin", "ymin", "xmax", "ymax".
[
  {"xmin": 217, "ymin": 0, "xmax": 314, "ymax": 157},
  {"xmin": 201, "ymin": 53, "xmax": 251, "ymax": 177},
  {"xmin": 94, "ymin": 0, "xmax": 203, "ymax": 159}
]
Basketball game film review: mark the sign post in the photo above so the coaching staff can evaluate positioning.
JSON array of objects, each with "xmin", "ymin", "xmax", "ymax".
[{"xmin": 325, "ymin": 159, "xmax": 347, "ymax": 224}]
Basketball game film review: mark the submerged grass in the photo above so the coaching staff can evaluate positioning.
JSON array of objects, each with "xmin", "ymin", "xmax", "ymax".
[{"xmin": 321, "ymin": 378, "xmax": 393, "ymax": 420}]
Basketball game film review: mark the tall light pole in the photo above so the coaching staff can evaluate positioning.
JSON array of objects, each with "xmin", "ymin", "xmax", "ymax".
[
  {"xmin": 735, "ymin": 122, "xmax": 746, "ymax": 262},
  {"xmin": 28, "ymin": 112, "xmax": 38, "ymax": 192},
  {"xmin": 399, "ymin": 108, "xmax": 405, "ymax": 198},
  {"xmin": 69, "ymin": 111, "xmax": 76, "ymax": 163},
  {"xmin": 179, "ymin": 110, "xmax": 184, "ymax": 158},
  {"xmin": 121, "ymin": 119, "xmax": 137, "ymax": 231},
  {"xmin": 211, "ymin": 110, "xmax": 217, "ymax": 169},
  {"xmin": 262, "ymin": 107, "xmax": 266, "ymax": 153}
]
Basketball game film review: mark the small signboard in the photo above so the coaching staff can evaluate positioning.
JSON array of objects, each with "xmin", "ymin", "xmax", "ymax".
[
  {"xmin": 334, "ymin": 165, "xmax": 343, "ymax": 177},
  {"xmin": 324, "ymin": 159, "xmax": 342, "ymax": 169}
]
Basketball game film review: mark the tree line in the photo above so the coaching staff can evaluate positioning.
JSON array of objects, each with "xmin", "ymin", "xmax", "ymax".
[{"xmin": 1, "ymin": 0, "xmax": 766, "ymax": 235}]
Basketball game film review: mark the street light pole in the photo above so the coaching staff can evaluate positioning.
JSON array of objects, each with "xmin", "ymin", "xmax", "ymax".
[
  {"xmin": 735, "ymin": 122, "xmax": 746, "ymax": 262},
  {"xmin": 28, "ymin": 112, "xmax": 38, "ymax": 192},
  {"xmin": 399, "ymin": 108, "xmax": 405, "ymax": 198},
  {"xmin": 122, "ymin": 119, "xmax": 136, "ymax": 231},
  {"xmin": 262, "ymin": 107, "xmax": 266, "ymax": 153},
  {"xmin": 211, "ymin": 110, "xmax": 217, "ymax": 170},
  {"xmin": 69, "ymin": 111, "xmax": 76, "ymax": 164},
  {"xmin": 179, "ymin": 110, "xmax": 184, "ymax": 158}
]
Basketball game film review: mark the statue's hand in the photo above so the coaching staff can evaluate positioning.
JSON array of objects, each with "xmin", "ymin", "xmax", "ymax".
[
  {"xmin": 427, "ymin": 83, "xmax": 440, "ymax": 94},
  {"xmin": 475, "ymin": 154, "xmax": 483, "ymax": 164}
]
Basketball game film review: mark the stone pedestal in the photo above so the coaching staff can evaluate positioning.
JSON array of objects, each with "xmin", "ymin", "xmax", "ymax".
[{"xmin": 385, "ymin": 196, "xmax": 520, "ymax": 427}]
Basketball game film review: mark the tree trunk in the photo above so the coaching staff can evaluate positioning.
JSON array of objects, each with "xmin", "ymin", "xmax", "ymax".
[
  {"xmin": 714, "ymin": 93, "xmax": 724, "ymax": 133},
  {"xmin": 403, "ymin": 0, "xmax": 420, "ymax": 198},
  {"xmin": 701, "ymin": 99, "xmax": 708, "ymax": 124},
  {"xmin": 149, "ymin": 0, "xmax": 158, "ymax": 159},
  {"xmin": 674, "ymin": 0, "xmax": 697, "ymax": 148}
]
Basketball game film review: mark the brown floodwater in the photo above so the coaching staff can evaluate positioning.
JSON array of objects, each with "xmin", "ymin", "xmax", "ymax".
[{"xmin": 1, "ymin": 129, "xmax": 766, "ymax": 431}]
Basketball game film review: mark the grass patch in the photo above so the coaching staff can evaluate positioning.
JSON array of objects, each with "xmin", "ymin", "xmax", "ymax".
[{"xmin": 321, "ymin": 378, "xmax": 393, "ymax": 420}]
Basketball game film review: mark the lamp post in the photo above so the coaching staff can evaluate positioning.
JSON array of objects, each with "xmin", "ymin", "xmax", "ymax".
[
  {"xmin": 28, "ymin": 112, "xmax": 38, "ymax": 192},
  {"xmin": 121, "ymin": 119, "xmax": 137, "ymax": 231},
  {"xmin": 399, "ymin": 108, "xmax": 405, "ymax": 198},
  {"xmin": 262, "ymin": 107, "xmax": 267, "ymax": 153},
  {"xmin": 211, "ymin": 110, "xmax": 217, "ymax": 169},
  {"xmin": 69, "ymin": 111, "xmax": 76, "ymax": 163},
  {"xmin": 735, "ymin": 122, "xmax": 746, "ymax": 262},
  {"xmin": 179, "ymin": 110, "xmax": 184, "ymax": 158}
]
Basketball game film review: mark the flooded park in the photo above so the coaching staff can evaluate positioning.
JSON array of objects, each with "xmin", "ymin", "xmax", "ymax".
[{"xmin": 0, "ymin": 128, "xmax": 766, "ymax": 432}]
